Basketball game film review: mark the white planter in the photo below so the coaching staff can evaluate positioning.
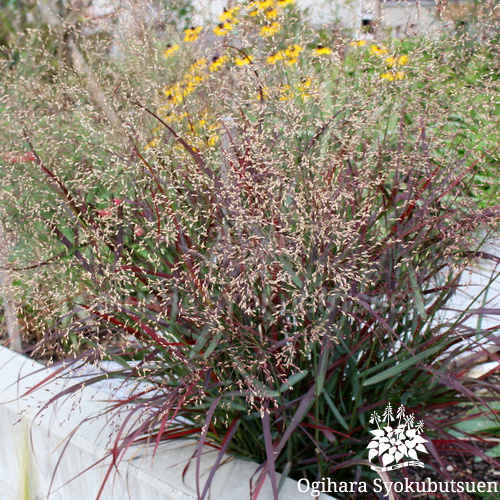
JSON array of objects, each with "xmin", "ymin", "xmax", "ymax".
[
  {"xmin": 0, "ymin": 347, "xmax": 334, "ymax": 500},
  {"xmin": 437, "ymin": 238, "xmax": 500, "ymax": 365}
]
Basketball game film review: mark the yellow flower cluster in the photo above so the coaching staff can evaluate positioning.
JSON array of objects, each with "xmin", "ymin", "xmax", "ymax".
[
  {"xmin": 155, "ymin": 0, "xmax": 329, "ymax": 150},
  {"xmin": 149, "ymin": 105, "xmax": 219, "ymax": 151},
  {"xmin": 264, "ymin": 7, "xmax": 279, "ymax": 19},
  {"xmin": 219, "ymin": 6, "xmax": 240, "ymax": 21},
  {"xmin": 298, "ymin": 77, "xmax": 313, "ymax": 100},
  {"xmin": 369, "ymin": 44, "xmax": 388, "ymax": 56},
  {"xmin": 278, "ymin": 84, "xmax": 292, "ymax": 100},
  {"xmin": 209, "ymin": 55, "xmax": 229, "ymax": 72},
  {"xmin": 248, "ymin": 0, "xmax": 274, "ymax": 16},
  {"xmin": 260, "ymin": 21, "xmax": 282, "ymax": 37},
  {"xmin": 164, "ymin": 44, "xmax": 179, "ymax": 58},
  {"xmin": 380, "ymin": 71, "xmax": 405, "ymax": 81},
  {"xmin": 211, "ymin": 0, "xmax": 298, "ymax": 39},
  {"xmin": 162, "ymin": 59, "xmax": 206, "ymax": 104},
  {"xmin": 267, "ymin": 44, "xmax": 302, "ymax": 65},
  {"xmin": 349, "ymin": 40, "xmax": 366, "ymax": 47},
  {"xmin": 385, "ymin": 55, "xmax": 409, "ymax": 67},
  {"xmin": 184, "ymin": 26, "xmax": 202, "ymax": 42},
  {"xmin": 156, "ymin": 109, "xmax": 188, "ymax": 123},
  {"xmin": 255, "ymin": 76, "xmax": 313, "ymax": 102},
  {"xmin": 214, "ymin": 20, "xmax": 238, "ymax": 36},
  {"xmin": 380, "ymin": 54, "xmax": 408, "ymax": 81}
]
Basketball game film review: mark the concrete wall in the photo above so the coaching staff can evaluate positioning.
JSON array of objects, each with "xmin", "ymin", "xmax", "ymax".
[{"xmin": 0, "ymin": 348, "xmax": 334, "ymax": 500}]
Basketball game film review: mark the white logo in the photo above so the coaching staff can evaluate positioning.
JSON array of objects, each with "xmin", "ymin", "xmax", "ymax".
[{"xmin": 367, "ymin": 403, "xmax": 428, "ymax": 471}]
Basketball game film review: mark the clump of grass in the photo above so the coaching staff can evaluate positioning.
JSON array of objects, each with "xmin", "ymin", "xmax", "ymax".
[{"xmin": 1, "ymin": 1, "xmax": 500, "ymax": 499}]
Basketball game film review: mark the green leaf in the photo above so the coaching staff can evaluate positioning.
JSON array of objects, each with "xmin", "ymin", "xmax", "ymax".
[
  {"xmin": 363, "ymin": 345, "xmax": 442, "ymax": 386},
  {"xmin": 323, "ymin": 390, "xmax": 349, "ymax": 431},
  {"xmin": 203, "ymin": 331, "xmax": 222, "ymax": 358},
  {"xmin": 451, "ymin": 415, "xmax": 500, "ymax": 436},
  {"xmin": 474, "ymin": 443, "xmax": 500, "ymax": 462},
  {"xmin": 409, "ymin": 264, "xmax": 427, "ymax": 320},
  {"xmin": 276, "ymin": 256, "xmax": 303, "ymax": 288},
  {"xmin": 280, "ymin": 370, "xmax": 309, "ymax": 393},
  {"xmin": 315, "ymin": 345, "xmax": 331, "ymax": 397},
  {"xmin": 190, "ymin": 323, "xmax": 212, "ymax": 358}
]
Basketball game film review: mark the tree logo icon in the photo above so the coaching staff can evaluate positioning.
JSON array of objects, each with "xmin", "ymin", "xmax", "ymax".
[{"xmin": 367, "ymin": 404, "xmax": 428, "ymax": 471}]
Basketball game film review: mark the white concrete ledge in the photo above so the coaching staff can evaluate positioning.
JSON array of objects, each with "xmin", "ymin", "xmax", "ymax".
[{"xmin": 0, "ymin": 348, "xmax": 333, "ymax": 500}]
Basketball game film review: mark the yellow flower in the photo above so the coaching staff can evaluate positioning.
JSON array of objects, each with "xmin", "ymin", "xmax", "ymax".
[
  {"xmin": 185, "ymin": 74, "xmax": 203, "ymax": 85},
  {"xmin": 209, "ymin": 55, "xmax": 228, "ymax": 72},
  {"xmin": 299, "ymin": 87, "xmax": 311, "ymax": 101},
  {"xmin": 164, "ymin": 61, "xmax": 206, "ymax": 103},
  {"xmin": 219, "ymin": 6, "xmax": 240, "ymax": 21},
  {"xmin": 260, "ymin": 21, "xmax": 281, "ymax": 37},
  {"xmin": 163, "ymin": 83, "xmax": 180, "ymax": 100},
  {"xmin": 158, "ymin": 110, "xmax": 186, "ymax": 122},
  {"xmin": 370, "ymin": 44, "xmax": 388, "ymax": 56},
  {"xmin": 248, "ymin": 0, "xmax": 273, "ymax": 15},
  {"xmin": 163, "ymin": 85, "xmax": 174, "ymax": 97},
  {"xmin": 398, "ymin": 55, "xmax": 409, "ymax": 65},
  {"xmin": 299, "ymin": 77, "xmax": 312, "ymax": 91},
  {"xmin": 285, "ymin": 44, "xmax": 303, "ymax": 57},
  {"xmin": 278, "ymin": 85, "xmax": 293, "ymax": 100},
  {"xmin": 164, "ymin": 44, "xmax": 180, "ymax": 58},
  {"xmin": 179, "ymin": 82, "xmax": 196, "ymax": 98},
  {"xmin": 380, "ymin": 71, "xmax": 405, "ymax": 81},
  {"xmin": 349, "ymin": 40, "xmax": 366, "ymax": 47},
  {"xmin": 207, "ymin": 135, "xmax": 219, "ymax": 146},
  {"xmin": 235, "ymin": 54, "xmax": 253, "ymax": 66},
  {"xmin": 188, "ymin": 58, "xmax": 207, "ymax": 74},
  {"xmin": 145, "ymin": 139, "xmax": 158, "ymax": 150},
  {"xmin": 264, "ymin": 7, "xmax": 278, "ymax": 19},
  {"xmin": 276, "ymin": 0, "xmax": 295, "ymax": 6},
  {"xmin": 256, "ymin": 87, "xmax": 269, "ymax": 100},
  {"xmin": 214, "ymin": 21, "xmax": 236, "ymax": 36},
  {"xmin": 267, "ymin": 45, "xmax": 301, "ymax": 65},
  {"xmin": 267, "ymin": 50, "xmax": 285, "ymax": 64},
  {"xmin": 184, "ymin": 26, "xmax": 202, "ymax": 42},
  {"xmin": 386, "ymin": 55, "xmax": 409, "ymax": 67},
  {"xmin": 314, "ymin": 45, "xmax": 331, "ymax": 55},
  {"xmin": 284, "ymin": 45, "xmax": 302, "ymax": 65}
]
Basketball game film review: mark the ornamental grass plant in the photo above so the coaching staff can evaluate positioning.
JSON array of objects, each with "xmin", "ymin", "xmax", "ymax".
[{"xmin": 1, "ymin": 1, "xmax": 500, "ymax": 498}]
